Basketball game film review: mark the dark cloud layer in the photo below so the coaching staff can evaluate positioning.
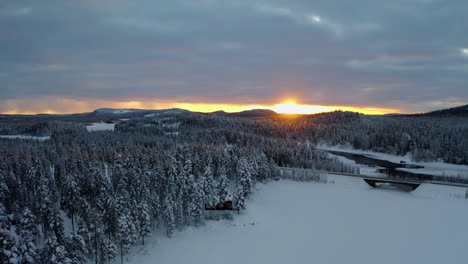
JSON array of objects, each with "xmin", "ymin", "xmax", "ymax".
[{"xmin": 0, "ymin": 0, "xmax": 467, "ymax": 113}]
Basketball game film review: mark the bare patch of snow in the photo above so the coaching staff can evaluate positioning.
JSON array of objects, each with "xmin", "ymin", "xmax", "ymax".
[
  {"xmin": 162, "ymin": 122, "xmax": 181, "ymax": 129},
  {"xmin": 86, "ymin": 122, "xmax": 115, "ymax": 132},
  {"xmin": 0, "ymin": 135, "xmax": 50, "ymax": 141},
  {"xmin": 113, "ymin": 109, "xmax": 132, "ymax": 114}
]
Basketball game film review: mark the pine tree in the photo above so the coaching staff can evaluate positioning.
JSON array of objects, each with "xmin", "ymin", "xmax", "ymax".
[
  {"xmin": 116, "ymin": 213, "xmax": 136, "ymax": 264},
  {"xmin": 0, "ymin": 225, "xmax": 19, "ymax": 264},
  {"xmin": 163, "ymin": 196, "xmax": 175, "ymax": 237},
  {"xmin": 174, "ymin": 156, "xmax": 187, "ymax": 229},
  {"xmin": 0, "ymin": 203, "xmax": 8, "ymax": 229},
  {"xmin": 136, "ymin": 203, "xmax": 151, "ymax": 245},
  {"xmin": 201, "ymin": 164, "xmax": 216, "ymax": 208},
  {"xmin": 17, "ymin": 208, "xmax": 38, "ymax": 264},
  {"xmin": 99, "ymin": 238, "xmax": 116, "ymax": 264},
  {"xmin": 39, "ymin": 235, "xmax": 70, "ymax": 264},
  {"xmin": 234, "ymin": 157, "xmax": 254, "ymax": 209},
  {"xmin": 76, "ymin": 222, "xmax": 91, "ymax": 258},
  {"xmin": 65, "ymin": 234, "xmax": 87, "ymax": 264},
  {"xmin": 36, "ymin": 171, "xmax": 53, "ymax": 237},
  {"xmin": 217, "ymin": 166, "xmax": 229, "ymax": 203},
  {"xmin": 61, "ymin": 175, "xmax": 81, "ymax": 232},
  {"xmin": 48, "ymin": 210, "xmax": 65, "ymax": 242}
]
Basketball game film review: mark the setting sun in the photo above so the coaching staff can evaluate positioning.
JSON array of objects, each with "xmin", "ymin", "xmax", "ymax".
[{"xmin": 272, "ymin": 101, "xmax": 332, "ymax": 114}]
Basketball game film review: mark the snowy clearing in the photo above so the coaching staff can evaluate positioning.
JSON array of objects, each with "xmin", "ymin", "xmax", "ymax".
[
  {"xmin": 126, "ymin": 176, "xmax": 468, "ymax": 264},
  {"xmin": 0, "ymin": 135, "xmax": 50, "ymax": 141},
  {"xmin": 319, "ymin": 145, "xmax": 468, "ymax": 177},
  {"xmin": 86, "ymin": 122, "xmax": 115, "ymax": 132},
  {"xmin": 113, "ymin": 110, "xmax": 132, "ymax": 114}
]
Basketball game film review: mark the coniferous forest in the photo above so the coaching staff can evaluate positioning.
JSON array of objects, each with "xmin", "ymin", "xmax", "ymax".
[{"xmin": 0, "ymin": 108, "xmax": 467, "ymax": 263}]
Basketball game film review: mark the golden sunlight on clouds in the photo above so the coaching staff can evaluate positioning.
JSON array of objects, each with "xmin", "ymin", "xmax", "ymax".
[
  {"xmin": 173, "ymin": 103, "xmax": 266, "ymax": 113},
  {"xmin": 174, "ymin": 100, "xmax": 398, "ymax": 115},
  {"xmin": 269, "ymin": 100, "xmax": 397, "ymax": 115},
  {"xmin": 461, "ymin": 48, "xmax": 468, "ymax": 56},
  {"xmin": 0, "ymin": 97, "xmax": 400, "ymax": 115}
]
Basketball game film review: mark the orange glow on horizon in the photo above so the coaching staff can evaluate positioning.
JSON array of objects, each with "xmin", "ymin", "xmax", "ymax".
[
  {"xmin": 0, "ymin": 98, "xmax": 401, "ymax": 115},
  {"xmin": 269, "ymin": 100, "xmax": 396, "ymax": 115},
  {"xmin": 173, "ymin": 100, "xmax": 399, "ymax": 115}
]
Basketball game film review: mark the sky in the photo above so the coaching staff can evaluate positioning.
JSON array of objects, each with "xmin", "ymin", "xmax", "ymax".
[{"xmin": 0, "ymin": 0, "xmax": 467, "ymax": 114}]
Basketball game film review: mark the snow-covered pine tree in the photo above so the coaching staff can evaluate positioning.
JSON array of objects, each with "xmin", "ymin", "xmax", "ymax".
[
  {"xmin": 116, "ymin": 213, "xmax": 136, "ymax": 264},
  {"xmin": 174, "ymin": 155, "xmax": 187, "ymax": 229},
  {"xmin": 201, "ymin": 164, "xmax": 216, "ymax": 208},
  {"xmin": 61, "ymin": 175, "xmax": 81, "ymax": 233},
  {"xmin": 35, "ymin": 170, "xmax": 54, "ymax": 237},
  {"xmin": 0, "ymin": 222, "xmax": 19, "ymax": 264},
  {"xmin": 147, "ymin": 162, "xmax": 163, "ymax": 230},
  {"xmin": 163, "ymin": 196, "xmax": 176, "ymax": 237},
  {"xmin": 188, "ymin": 177, "xmax": 204, "ymax": 226},
  {"xmin": 17, "ymin": 208, "xmax": 38, "ymax": 264},
  {"xmin": 65, "ymin": 234, "xmax": 87, "ymax": 264},
  {"xmin": 0, "ymin": 202, "xmax": 8, "ymax": 229},
  {"xmin": 234, "ymin": 157, "xmax": 254, "ymax": 209},
  {"xmin": 48, "ymin": 209, "xmax": 65, "ymax": 242},
  {"xmin": 217, "ymin": 165, "xmax": 229, "ymax": 204},
  {"xmin": 98, "ymin": 238, "xmax": 117, "ymax": 264},
  {"xmin": 136, "ymin": 202, "xmax": 151, "ymax": 245},
  {"xmin": 39, "ymin": 235, "xmax": 70, "ymax": 264},
  {"xmin": 256, "ymin": 152, "xmax": 272, "ymax": 181},
  {"xmin": 76, "ymin": 222, "xmax": 91, "ymax": 258}
]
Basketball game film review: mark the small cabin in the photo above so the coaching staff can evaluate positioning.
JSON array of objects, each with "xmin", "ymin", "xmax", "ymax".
[{"xmin": 205, "ymin": 201, "xmax": 235, "ymax": 211}]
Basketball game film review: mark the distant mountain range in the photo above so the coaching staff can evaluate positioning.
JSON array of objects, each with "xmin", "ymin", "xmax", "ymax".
[
  {"xmin": 83, "ymin": 108, "xmax": 189, "ymax": 118},
  {"xmin": 1, "ymin": 104, "xmax": 467, "ymax": 119},
  {"xmin": 212, "ymin": 109, "xmax": 278, "ymax": 118}
]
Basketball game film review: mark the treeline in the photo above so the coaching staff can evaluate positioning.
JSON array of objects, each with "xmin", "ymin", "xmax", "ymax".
[
  {"xmin": 1, "ymin": 112, "xmax": 353, "ymax": 264},
  {"xmin": 0, "ymin": 120, "xmax": 85, "ymax": 137}
]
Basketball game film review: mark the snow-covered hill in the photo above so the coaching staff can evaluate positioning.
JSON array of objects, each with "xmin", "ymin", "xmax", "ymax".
[{"xmin": 125, "ymin": 175, "xmax": 468, "ymax": 264}]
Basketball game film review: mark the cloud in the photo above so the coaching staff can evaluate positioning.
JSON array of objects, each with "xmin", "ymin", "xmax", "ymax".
[
  {"xmin": 253, "ymin": 3, "xmax": 381, "ymax": 38},
  {"xmin": 0, "ymin": 0, "xmax": 467, "ymax": 114},
  {"xmin": 461, "ymin": 48, "xmax": 468, "ymax": 57},
  {"xmin": 347, "ymin": 55, "xmax": 468, "ymax": 72}
]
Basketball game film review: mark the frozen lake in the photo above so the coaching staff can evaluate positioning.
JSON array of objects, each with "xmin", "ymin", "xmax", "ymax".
[{"xmin": 126, "ymin": 175, "xmax": 468, "ymax": 264}]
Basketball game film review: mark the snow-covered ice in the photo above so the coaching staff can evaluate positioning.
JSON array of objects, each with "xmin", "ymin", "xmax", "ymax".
[
  {"xmin": 0, "ymin": 135, "xmax": 50, "ymax": 141},
  {"xmin": 319, "ymin": 145, "xmax": 468, "ymax": 177},
  {"xmin": 125, "ymin": 175, "xmax": 468, "ymax": 264},
  {"xmin": 86, "ymin": 122, "xmax": 115, "ymax": 132},
  {"xmin": 327, "ymin": 151, "xmax": 386, "ymax": 176}
]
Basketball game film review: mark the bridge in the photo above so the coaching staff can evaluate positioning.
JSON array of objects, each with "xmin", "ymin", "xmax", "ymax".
[{"xmin": 276, "ymin": 166, "xmax": 468, "ymax": 191}]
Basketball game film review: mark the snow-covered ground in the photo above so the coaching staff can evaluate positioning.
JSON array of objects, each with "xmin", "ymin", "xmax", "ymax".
[
  {"xmin": 86, "ymin": 122, "xmax": 115, "ymax": 132},
  {"xmin": 319, "ymin": 145, "xmax": 468, "ymax": 177},
  {"xmin": 125, "ymin": 176, "xmax": 468, "ymax": 264},
  {"xmin": 0, "ymin": 135, "xmax": 50, "ymax": 141}
]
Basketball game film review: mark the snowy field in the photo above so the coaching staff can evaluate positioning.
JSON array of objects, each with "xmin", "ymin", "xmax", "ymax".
[
  {"xmin": 126, "ymin": 175, "xmax": 468, "ymax": 264},
  {"xmin": 86, "ymin": 122, "xmax": 115, "ymax": 132}
]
